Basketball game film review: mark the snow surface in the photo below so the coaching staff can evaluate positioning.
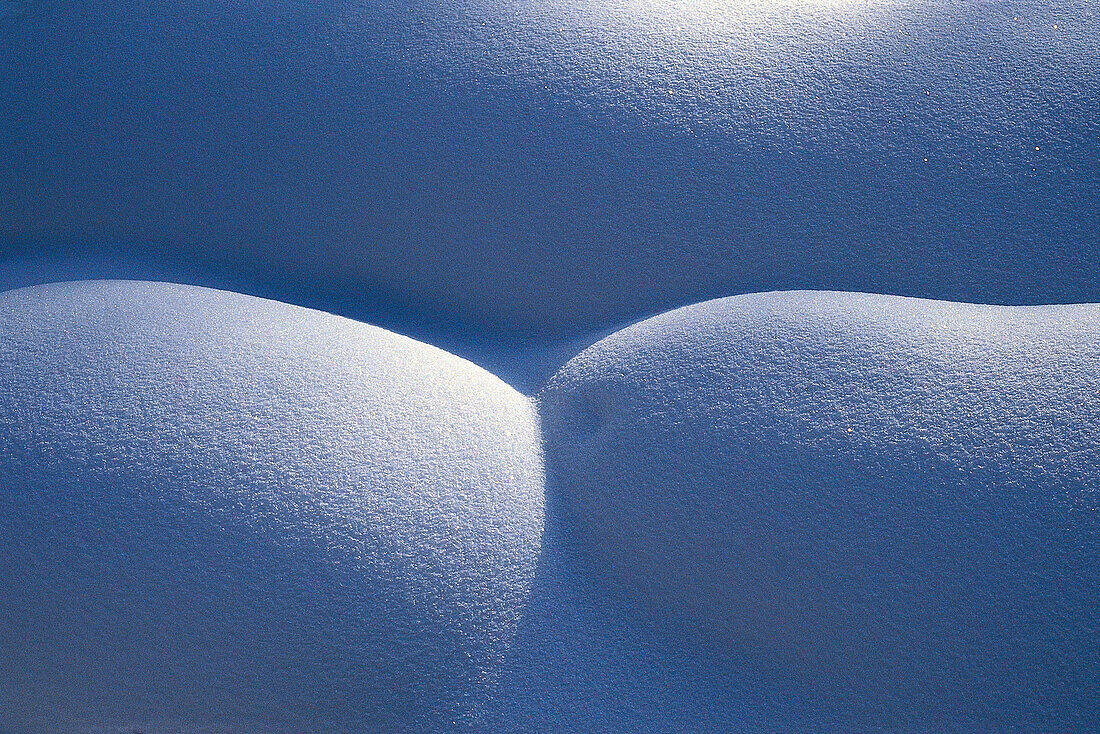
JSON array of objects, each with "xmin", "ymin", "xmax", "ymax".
[
  {"xmin": 539, "ymin": 290, "xmax": 1100, "ymax": 727},
  {"xmin": 3, "ymin": 283, "xmax": 1096, "ymax": 731},
  {"xmin": 2, "ymin": 1, "xmax": 1098, "ymax": 335},
  {"xmin": 1, "ymin": 0, "xmax": 1099, "ymax": 729},
  {"xmin": 0, "ymin": 281, "xmax": 544, "ymax": 733}
]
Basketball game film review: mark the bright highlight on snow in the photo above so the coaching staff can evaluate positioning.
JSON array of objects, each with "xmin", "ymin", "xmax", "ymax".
[
  {"xmin": 1, "ymin": 0, "xmax": 1098, "ymax": 731},
  {"xmin": 1, "ymin": 282, "xmax": 1096, "ymax": 730},
  {"xmin": 642, "ymin": 0, "xmax": 874, "ymax": 11}
]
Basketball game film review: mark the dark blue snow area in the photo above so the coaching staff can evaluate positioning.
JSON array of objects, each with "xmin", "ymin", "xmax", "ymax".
[{"xmin": 2, "ymin": 1, "xmax": 1098, "ymax": 336}]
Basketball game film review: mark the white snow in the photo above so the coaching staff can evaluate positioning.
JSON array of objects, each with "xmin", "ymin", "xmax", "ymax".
[
  {"xmin": 0, "ymin": 280, "xmax": 545, "ymax": 733},
  {"xmin": 1, "ymin": 283, "xmax": 1098, "ymax": 729},
  {"xmin": 539, "ymin": 290, "xmax": 1100, "ymax": 727},
  {"xmin": 1, "ymin": 0, "xmax": 1099, "ymax": 729},
  {"xmin": 1, "ymin": 1, "xmax": 1097, "ymax": 333}
]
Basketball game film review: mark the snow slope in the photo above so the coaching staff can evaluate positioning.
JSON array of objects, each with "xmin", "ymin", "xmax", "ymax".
[
  {"xmin": 1, "ymin": 1, "xmax": 1098, "ymax": 726},
  {"xmin": 2, "ymin": 1, "xmax": 1098, "ymax": 334},
  {"xmin": 1, "ymin": 282, "xmax": 1098, "ymax": 730},
  {"xmin": 539, "ymin": 290, "xmax": 1100, "ymax": 727},
  {"xmin": 0, "ymin": 280, "xmax": 544, "ymax": 733}
]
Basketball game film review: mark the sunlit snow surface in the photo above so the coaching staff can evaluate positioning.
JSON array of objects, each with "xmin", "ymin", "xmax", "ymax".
[
  {"xmin": 1, "ymin": 0, "xmax": 1099, "ymax": 730},
  {"xmin": 1, "ymin": 283, "xmax": 1097, "ymax": 731},
  {"xmin": 540, "ymin": 290, "xmax": 1100, "ymax": 728},
  {"xmin": 0, "ymin": 281, "xmax": 544, "ymax": 733},
  {"xmin": 1, "ymin": 1, "xmax": 1098, "ymax": 332}
]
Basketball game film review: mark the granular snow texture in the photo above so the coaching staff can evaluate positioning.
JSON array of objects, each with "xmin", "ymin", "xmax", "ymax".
[
  {"xmin": 0, "ymin": 280, "xmax": 544, "ymax": 733},
  {"xmin": 1, "ymin": 1, "xmax": 1097, "ymax": 334},
  {"xmin": 1, "ymin": 1, "xmax": 1099, "ymax": 726},
  {"xmin": 539, "ymin": 290, "xmax": 1100, "ymax": 728}
]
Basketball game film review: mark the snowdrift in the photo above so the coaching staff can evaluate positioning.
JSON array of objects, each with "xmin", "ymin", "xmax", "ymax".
[
  {"xmin": 2, "ymin": 282, "xmax": 1096, "ymax": 730},
  {"xmin": 540, "ymin": 290, "xmax": 1100, "ymax": 726},
  {"xmin": 2, "ymin": 1, "xmax": 1098, "ymax": 334},
  {"xmin": 0, "ymin": 281, "xmax": 544, "ymax": 733}
]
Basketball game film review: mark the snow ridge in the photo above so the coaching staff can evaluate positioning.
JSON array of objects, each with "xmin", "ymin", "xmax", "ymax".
[{"xmin": 1, "ymin": 282, "xmax": 1097, "ymax": 730}]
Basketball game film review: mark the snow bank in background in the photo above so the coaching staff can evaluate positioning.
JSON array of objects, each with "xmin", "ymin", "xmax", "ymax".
[
  {"xmin": 2, "ymin": 1, "xmax": 1098, "ymax": 334},
  {"xmin": 540, "ymin": 291, "xmax": 1100, "ymax": 726},
  {"xmin": 0, "ymin": 281, "xmax": 545, "ymax": 733}
]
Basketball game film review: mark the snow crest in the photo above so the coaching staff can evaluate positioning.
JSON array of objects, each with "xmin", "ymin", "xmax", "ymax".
[
  {"xmin": 0, "ymin": 280, "xmax": 545, "ymax": 733},
  {"xmin": 540, "ymin": 290, "xmax": 1100, "ymax": 725}
]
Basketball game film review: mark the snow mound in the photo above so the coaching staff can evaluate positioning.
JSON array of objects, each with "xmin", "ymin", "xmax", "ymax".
[
  {"xmin": 0, "ymin": 280, "xmax": 545, "ymax": 733},
  {"xmin": 2, "ymin": 2, "xmax": 1098, "ymax": 333},
  {"xmin": 539, "ymin": 290, "xmax": 1100, "ymax": 725}
]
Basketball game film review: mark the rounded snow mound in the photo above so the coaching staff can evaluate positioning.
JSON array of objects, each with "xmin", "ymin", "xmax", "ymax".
[
  {"xmin": 539, "ymin": 290, "xmax": 1100, "ymax": 724},
  {"xmin": 0, "ymin": 280, "xmax": 545, "ymax": 733},
  {"xmin": 2, "ymin": 2, "xmax": 1098, "ymax": 332}
]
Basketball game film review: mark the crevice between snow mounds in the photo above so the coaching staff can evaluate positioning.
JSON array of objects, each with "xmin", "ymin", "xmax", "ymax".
[
  {"xmin": 0, "ymin": 280, "xmax": 545, "ymax": 734},
  {"xmin": 538, "ymin": 290, "xmax": 1100, "ymax": 727},
  {"xmin": 4, "ymin": 281, "xmax": 1099, "ymax": 729}
]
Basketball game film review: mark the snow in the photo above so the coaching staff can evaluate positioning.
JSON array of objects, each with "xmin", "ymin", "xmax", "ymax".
[
  {"xmin": 0, "ymin": 280, "xmax": 545, "ymax": 733},
  {"xmin": 2, "ymin": 281, "xmax": 1091, "ymax": 730},
  {"xmin": 1, "ymin": 0, "xmax": 1098, "ymax": 729},
  {"xmin": 1, "ymin": 1, "xmax": 1098, "ymax": 335},
  {"xmin": 4, "ymin": 283, "xmax": 1094, "ymax": 730},
  {"xmin": 539, "ymin": 290, "xmax": 1100, "ymax": 727}
]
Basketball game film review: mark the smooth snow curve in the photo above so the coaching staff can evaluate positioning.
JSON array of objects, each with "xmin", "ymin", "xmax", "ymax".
[
  {"xmin": 539, "ymin": 290, "xmax": 1100, "ymax": 727},
  {"xmin": 2, "ymin": 1, "xmax": 1097, "ymax": 333},
  {"xmin": 0, "ymin": 281, "xmax": 545, "ymax": 733}
]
